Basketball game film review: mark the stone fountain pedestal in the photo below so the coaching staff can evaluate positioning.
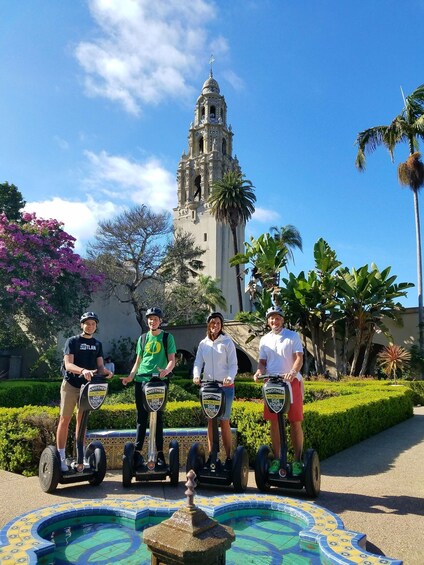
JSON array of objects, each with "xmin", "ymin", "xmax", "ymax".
[{"xmin": 143, "ymin": 470, "xmax": 235, "ymax": 564}]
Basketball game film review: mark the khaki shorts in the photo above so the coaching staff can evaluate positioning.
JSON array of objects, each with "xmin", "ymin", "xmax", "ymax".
[{"xmin": 60, "ymin": 380, "xmax": 81, "ymax": 417}]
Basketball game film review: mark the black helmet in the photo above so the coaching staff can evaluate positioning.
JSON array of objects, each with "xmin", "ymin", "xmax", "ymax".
[
  {"xmin": 266, "ymin": 306, "xmax": 284, "ymax": 319},
  {"xmin": 207, "ymin": 312, "xmax": 224, "ymax": 324},
  {"xmin": 80, "ymin": 311, "xmax": 99, "ymax": 323},
  {"xmin": 146, "ymin": 307, "xmax": 163, "ymax": 319}
]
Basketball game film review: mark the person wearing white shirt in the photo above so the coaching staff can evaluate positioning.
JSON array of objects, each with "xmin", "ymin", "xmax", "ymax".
[
  {"xmin": 193, "ymin": 312, "xmax": 238, "ymax": 470},
  {"xmin": 254, "ymin": 306, "xmax": 304, "ymax": 476}
]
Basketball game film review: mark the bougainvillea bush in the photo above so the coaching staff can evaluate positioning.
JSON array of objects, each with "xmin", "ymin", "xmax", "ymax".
[{"xmin": 0, "ymin": 212, "xmax": 103, "ymax": 345}]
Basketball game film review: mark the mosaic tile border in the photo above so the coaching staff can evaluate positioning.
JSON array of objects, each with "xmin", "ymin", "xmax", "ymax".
[{"xmin": 0, "ymin": 493, "xmax": 402, "ymax": 564}]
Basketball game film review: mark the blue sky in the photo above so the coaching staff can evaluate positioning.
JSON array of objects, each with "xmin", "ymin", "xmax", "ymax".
[{"xmin": 1, "ymin": 0, "xmax": 424, "ymax": 307}]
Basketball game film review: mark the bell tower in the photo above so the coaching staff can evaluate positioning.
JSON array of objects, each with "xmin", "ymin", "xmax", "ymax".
[{"xmin": 173, "ymin": 71, "xmax": 245, "ymax": 318}]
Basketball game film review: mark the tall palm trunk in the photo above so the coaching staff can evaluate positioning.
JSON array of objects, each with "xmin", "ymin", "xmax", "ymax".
[
  {"xmin": 231, "ymin": 225, "xmax": 244, "ymax": 312},
  {"xmin": 412, "ymin": 187, "xmax": 424, "ymax": 350}
]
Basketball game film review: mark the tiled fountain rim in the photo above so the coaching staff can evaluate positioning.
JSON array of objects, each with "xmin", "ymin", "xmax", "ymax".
[{"xmin": 0, "ymin": 493, "xmax": 402, "ymax": 565}]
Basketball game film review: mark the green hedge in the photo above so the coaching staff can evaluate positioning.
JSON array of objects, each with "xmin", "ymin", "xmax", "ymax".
[{"xmin": 0, "ymin": 381, "xmax": 414, "ymax": 475}]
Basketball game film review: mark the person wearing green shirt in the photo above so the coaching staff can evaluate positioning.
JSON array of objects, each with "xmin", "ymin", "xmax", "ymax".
[{"xmin": 121, "ymin": 307, "xmax": 176, "ymax": 465}]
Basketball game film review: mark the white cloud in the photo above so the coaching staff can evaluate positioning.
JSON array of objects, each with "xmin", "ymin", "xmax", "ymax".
[
  {"xmin": 24, "ymin": 150, "xmax": 177, "ymax": 253},
  {"xmin": 84, "ymin": 150, "xmax": 177, "ymax": 210},
  {"xmin": 75, "ymin": 0, "xmax": 224, "ymax": 114},
  {"xmin": 252, "ymin": 206, "xmax": 280, "ymax": 223},
  {"xmin": 24, "ymin": 197, "xmax": 121, "ymax": 254}
]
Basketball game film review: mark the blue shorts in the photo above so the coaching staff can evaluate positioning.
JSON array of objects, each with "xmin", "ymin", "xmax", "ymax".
[{"xmin": 220, "ymin": 385, "xmax": 234, "ymax": 420}]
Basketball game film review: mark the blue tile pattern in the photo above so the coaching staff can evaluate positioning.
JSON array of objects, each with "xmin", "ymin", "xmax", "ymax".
[{"xmin": 0, "ymin": 494, "xmax": 402, "ymax": 564}]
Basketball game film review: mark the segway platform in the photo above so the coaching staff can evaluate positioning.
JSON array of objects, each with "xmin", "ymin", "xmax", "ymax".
[
  {"xmin": 39, "ymin": 377, "xmax": 109, "ymax": 493},
  {"xmin": 254, "ymin": 376, "xmax": 321, "ymax": 498},
  {"xmin": 186, "ymin": 381, "xmax": 249, "ymax": 493},
  {"xmin": 122, "ymin": 377, "xmax": 179, "ymax": 487}
]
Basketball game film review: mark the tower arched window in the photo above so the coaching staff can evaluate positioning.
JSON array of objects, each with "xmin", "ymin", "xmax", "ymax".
[
  {"xmin": 194, "ymin": 175, "xmax": 201, "ymax": 200},
  {"xmin": 210, "ymin": 105, "xmax": 216, "ymax": 119},
  {"xmin": 201, "ymin": 106, "xmax": 205, "ymax": 122},
  {"xmin": 222, "ymin": 138, "xmax": 227, "ymax": 155},
  {"xmin": 198, "ymin": 137, "xmax": 204, "ymax": 154}
]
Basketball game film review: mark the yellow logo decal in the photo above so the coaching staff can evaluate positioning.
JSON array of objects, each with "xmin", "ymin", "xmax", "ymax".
[{"xmin": 145, "ymin": 340, "xmax": 161, "ymax": 354}]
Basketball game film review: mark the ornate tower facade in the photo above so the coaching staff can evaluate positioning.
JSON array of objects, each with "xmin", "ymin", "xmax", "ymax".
[{"xmin": 173, "ymin": 72, "xmax": 245, "ymax": 319}]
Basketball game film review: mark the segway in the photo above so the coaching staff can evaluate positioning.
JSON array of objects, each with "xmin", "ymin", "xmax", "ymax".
[
  {"xmin": 39, "ymin": 374, "xmax": 109, "ymax": 493},
  {"xmin": 254, "ymin": 374, "xmax": 320, "ymax": 498},
  {"xmin": 122, "ymin": 375, "xmax": 179, "ymax": 487},
  {"xmin": 186, "ymin": 381, "xmax": 249, "ymax": 493}
]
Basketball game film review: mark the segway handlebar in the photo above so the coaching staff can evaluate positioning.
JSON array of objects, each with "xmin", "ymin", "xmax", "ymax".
[{"xmin": 255, "ymin": 373, "xmax": 285, "ymax": 380}]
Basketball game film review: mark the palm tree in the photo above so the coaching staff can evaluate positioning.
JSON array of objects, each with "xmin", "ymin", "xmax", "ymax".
[
  {"xmin": 197, "ymin": 275, "xmax": 227, "ymax": 311},
  {"xmin": 209, "ymin": 171, "xmax": 256, "ymax": 312},
  {"xmin": 269, "ymin": 224, "xmax": 303, "ymax": 266},
  {"xmin": 355, "ymin": 83, "xmax": 424, "ymax": 350}
]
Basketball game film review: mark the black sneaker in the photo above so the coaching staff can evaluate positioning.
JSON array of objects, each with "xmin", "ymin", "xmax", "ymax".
[
  {"xmin": 224, "ymin": 457, "xmax": 232, "ymax": 471},
  {"xmin": 157, "ymin": 452, "xmax": 166, "ymax": 466}
]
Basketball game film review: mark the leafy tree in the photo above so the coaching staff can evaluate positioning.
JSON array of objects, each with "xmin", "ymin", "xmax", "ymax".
[
  {"xmin": 231, "ymin": 227, "xmax": 302, "ymax": 305},
  {"xmin": 87, "ymin": 205, "xmax": 171, "ymax": 329},
  {"xmin": 355, "ymin": 83, "xmax": 424, "ymax": 350},
  {"xmin": 337, "ymin": 264, "xmax": 412, "ymax": 376},
  {"xmin": 0, "ymin": 182, "xmax": 26, "ymax": 221},
  {"xmin": 151, "ymin": 275, "xmax": 226, "ymax": 326},
  {"xmin": 196, "ymin": 275, "xmax": 227, "ymax": 311},
  {"xmin": 160, "ymin": 228, "xmax": 204, "ymax": 284},
  {"xmin": 209, "ymin": 171, "xmax": 256, "ymax": 312},
  {"xmin": 87, "ymin": 205, "xmax": 205, "ymax": 329},
  {"xmin": 0, "ymin": 212, "xmax": 101, "ymax": 346},
  {"xmin": 280, "ymin": 240, "xmax": 341, "ymax": 375}
]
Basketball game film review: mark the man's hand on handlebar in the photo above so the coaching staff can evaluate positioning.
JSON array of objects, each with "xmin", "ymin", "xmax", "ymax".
[
  {"xmin": 193, "ymin": 376, "xmax": 201, "ymax": 386},
  {"xmin": 81, "ymin": 369, "xmax": 96, "ymax": 381},
  {"xmin": 253, "ymin": 370, "xmax": 263, "ymax": 382}
]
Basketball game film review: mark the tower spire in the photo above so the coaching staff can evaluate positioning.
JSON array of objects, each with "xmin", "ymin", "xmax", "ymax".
[{"xmin": 209, "ymin": 54, "xmax": 215, "ymax": 77}]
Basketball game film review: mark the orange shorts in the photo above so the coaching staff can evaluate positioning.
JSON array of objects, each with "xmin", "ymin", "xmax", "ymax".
[{"xmin": 264, "ymin": 378, "xmax": 304, "ymax": 423}]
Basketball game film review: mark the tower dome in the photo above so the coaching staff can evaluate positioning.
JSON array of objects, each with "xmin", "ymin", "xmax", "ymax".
[{"xmin": 202, "ymin": 74, "xmax": 220, "ymax": 94}]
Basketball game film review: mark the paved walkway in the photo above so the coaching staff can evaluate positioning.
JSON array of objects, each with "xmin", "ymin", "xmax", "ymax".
[{"xmin": 1, "ymin": 407, "xmax": 423, "ymax": 564}]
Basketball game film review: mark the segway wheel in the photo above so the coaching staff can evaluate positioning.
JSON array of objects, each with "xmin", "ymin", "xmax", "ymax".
[
  {"xmin": 186, "ymin": 442, "xmax": 205, "ymax": 475},
  {"xmin": 255, "ymin": 445, "xmax": 271, "ymax": 492},
  {"xmin": 39, "ymin": 446, "xmax": 61, "ymax": 493},
  {"xmin": 232, "ymin": 445, "xmax": 249, "ymax": 493},
  {"xmin": 88, "ymin": 442, "xmax": 107, "ymax": 486},
  {"xmin": 304, "ymin": 448, "xmax": 321, "ymax": 498},
  {"xmin": 168, "ymin": 440, "xmax": 180, "ymax": 486},
  {"xmin": 122, "ymin": 442, "xmax": 135, "ymax": 488}
]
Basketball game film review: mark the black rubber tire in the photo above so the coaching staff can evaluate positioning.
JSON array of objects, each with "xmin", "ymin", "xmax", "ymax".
[
  {"xmin": 122, "ymin": 442, "xmax": 135, "ymax": 488},
  {"xmin": 39, "ymin": 445, "xmax": 61, "ymax": 493},
  {"xmin": 168, "ymin": 440, "xmax": 179, "ymax": 486},
  {"xmin": 254, "ymin": 444, "xmax": 271, "ymax": 492},
  {"xmin": 304, "ymin": 448, "xmax": 321, "ymax": 498},
  {"xmin": 88, "ymin": 442, "xmax": 107, "ymax": 486},
  {"xmin": 186, "ymin": 442, "xmax": 205, "ymax": 476},
  {"xmin": 232, "ymin": 445, "xmax": 249, "ymax": 493}
]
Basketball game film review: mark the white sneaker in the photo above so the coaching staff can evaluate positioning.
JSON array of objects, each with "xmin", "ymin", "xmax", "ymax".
[{"xmin": 61, "ymin": 459, "xmax": 69, "ymax": 472}]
